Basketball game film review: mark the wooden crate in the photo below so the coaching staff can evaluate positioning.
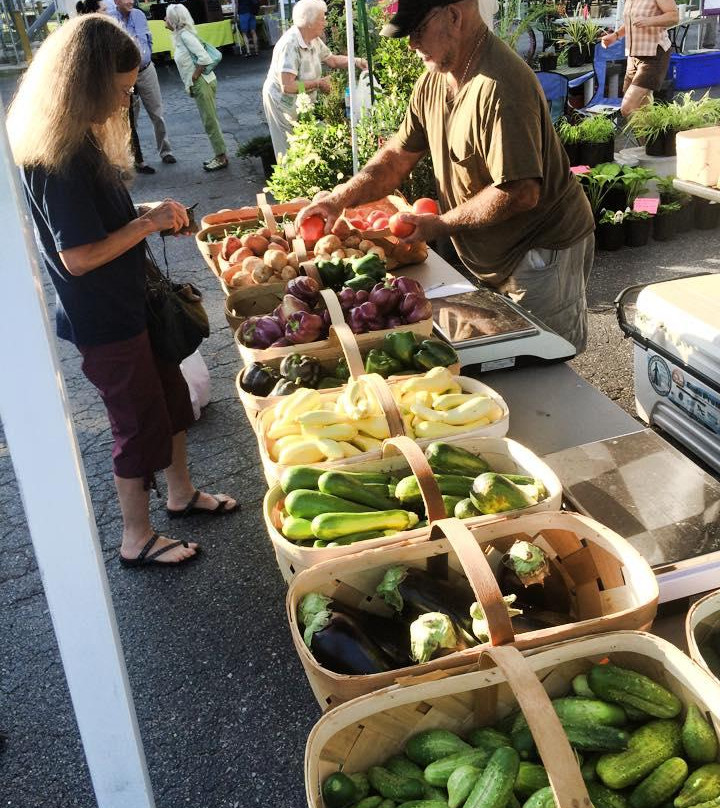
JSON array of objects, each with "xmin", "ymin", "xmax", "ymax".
[
  {"xmin": 256, "ymin": 374, "xmax": 509, "ymax": 486},
  {"xmin": 288, "ymin": 512, "xmax": 659, "ymax": 710},
  {"xmin": 305, "ymin": 631, "xmax": 712, "ymax": 807},
  {"xmin": 264, "ymin": 434, "xmax": 563, "ymax": 582},
  {"xmin": 687, "ymin": 589, "xmax": 720, "ymax": 680}
]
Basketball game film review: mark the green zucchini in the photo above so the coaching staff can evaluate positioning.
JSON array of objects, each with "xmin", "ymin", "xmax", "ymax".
[
  {"xmin": 280, "ymin": 466, "xmax": 390, "ymax": 493},
  {"xmin": 682, "ymin": 704, "xmax": 719, "ymax": 764},
  {"xmin": 312, "ymin": 510, "xmax": 419, "ymax": 540},
  {"xmin": 500, "ymin": 473, "xmax": 536, "ymax": 486},
  {"xmin": 675, "ymin": 762, "xmax": 720, "ymax": 808},
  {"xmin": 586, "ymin": 781, "xmax": 629, "ymax": 808},
  {"xmin": 522, "ymin": 787, "xmax": 556, "ymax": 808},
  {"xmin": 281, "ymin": 515, "xmax": 314, "ymax": 541},
  {"xmin": 442, "ymin": 495, "xmax": 464, "ymax": 517},
  {"xmin": 323, "ymin": 771, "xmax": 359, "ymax": 808},
  {"xmin": 464, "ymin": 746, "xmax": 520, "ymax": 808},
  {"xmin": 326, "ymin": 530, "xmax": 386, "ymax": 547},
  {"xmin": 628, "ymin": 756, "xmax": 688, "ymax": 808},
  {"xmin": 514, "ymin": 763, "xmax": 549, "ymax": 800},
  {"xmin": 384, "ymin": 754, "xmax": 425, "ymax": 782},
  {"xmin": 424, "ymin": 748, "xmax": 490, "ymax": 786},
  {"xmin": 447, "ymin": 764, "xmax": 481, "ymax": 808},
  {"xmin": 394, "ymin": 474, "xmax": 474, "ymax": 504},
  {"xmin": 405, "ymin": 729, "xmax": 472, "ymax": 767},
  {"xmin": 425, "ymin": 442, "xmax": 491, "ymax": 475},
  {"xmin": 285, "ymin": 489, "xmax": 372, "ymax": 519},
  {"xmin": 454, "ymin": 498, "xmax": 482, "ymax": 520},
  {"xmin": 587, "ymin": 664, "xmax": 682, "ymax": 719},
  {"xmin": 319, "ymin": 471, "xmax": 399, "ymax": 511},
  {"xmin": 367, "ymin": 767, "xmax": 425, "ymax": 802},
  {"xmin": 596, "ymin": 720, "xmax": 682, "ymax": 789},
  {"xmin": 468, "ymin": 727, "xmax": 512, "ymax": 752}
]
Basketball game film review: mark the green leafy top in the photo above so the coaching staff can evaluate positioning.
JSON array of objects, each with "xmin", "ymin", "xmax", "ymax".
[{"xmin": 576, "ymin": 114, "xmax": 615, "ymax": 144}]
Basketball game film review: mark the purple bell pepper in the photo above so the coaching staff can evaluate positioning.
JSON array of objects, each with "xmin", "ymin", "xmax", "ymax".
[
  {"xmin": 355, "ymin": 290, "xmax": 370, "ymax": 304},
  {"xmin": 358, "ymin": 301, "xmax": 380, "ymax": 322},
  {"xmin": 391, "ymin": 276, "xmax": 425, "ymax": 297},
  {"xmin": 279, "ymin": 294, "xmax": 310, "ymax": 323},
  {"xmin": 270, "ymin": 338, "xmax": 292, "ymax": 347},
  {"xmin": 286, "ymin": 276, "xmax": 320, "ymax": 306},
  {"xmin": 399, "ymin": 293, "xmax": 433, "ymax": 324},
  {"xmin": 239, "ymin": 315, "xmax": 284, "ymax": 348},
  {"xmin": 285, "ymin": 310, "xmax": 325, "ymax": 344},
  {"xmin": 385, "ymin": 314, "xmax": 404, "ymax": 328},
  {"xmin": 348, "ymin": 307, "xmax": 366, "ymax": 334},
  {"xmin": 337, "ymin": 287, "xmax": 356, "ymax": 311},
  {"xmin": 369, "ymin": 282, "xmax": 401, "ymax": 314}
]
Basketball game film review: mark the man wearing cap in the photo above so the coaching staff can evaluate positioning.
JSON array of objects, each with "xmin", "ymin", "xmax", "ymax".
[{"xmin": 297, "ymin": 0, "xmax": 595, "ymax": 352}]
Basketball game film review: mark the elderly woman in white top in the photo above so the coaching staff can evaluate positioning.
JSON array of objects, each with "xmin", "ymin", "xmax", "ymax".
[
  {"xmin": 165, "ymin": 3, "xmax": 228, "ymax": 171},
  {"xmin": 262, "ymin": 0, "xmax": 368, "ymax": 158}
]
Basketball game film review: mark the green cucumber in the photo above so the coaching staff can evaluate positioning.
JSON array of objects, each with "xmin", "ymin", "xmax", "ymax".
[
  {"xmin": 394, "ymin": 474, "xmax": 474, "ymax": 504},
  {"xmin": 354, "ymin": 797, "xmax": 383, "ymax": 808},
  {"xmin": 312, "ymin": 510, "xmax": 419, "ymax": 540},
  {"xmin": 675, "ymin": 763, "xmax": 720, "ymax": 808},
  {"xmin": 442, "ymin": 495, "xmax": 464, "ymax": 517},
  {"xmin": 424, "ymin": 748, "xmax": 490, "ymax": 787},
  {"xmin": 326, "ymin": 530, "xmax": 386, "ymax": 547},
  {"xmin": 512, "ymin": 722, "xmax": 628, "ymax": 755},
  {"xmin": 464, "ymin": 746, "xmax": 520, "ymax": 808},
  {"xmin": 281, "ymin": 515, "xmax": 314, "ymax": 541},
  {"xmin": 395, "ymin": 802, "xmax": 448, "ymax": 808},
  {"xmin": 349, "ymin": 772, "xmax": 371, "ymax": 801},
  {"xmin": 514, "ymin": 763, "xmax": 549, "ymax": 800},
  {"xmin": 572, "ymin": 674, "xmax": 595, "ymax": 698},
  {"xmin": 468, "ymin": 727, "xmax": 511, "ymax": 752},
  {"xmin": 285, "ymin": 489, "xmax": 372, "ymax": 519},
  {"xmin": 628, "ymin": 756, "xmax": 688, "ymax": 808},
  {"xmin": 587, "ymin": 664, "xmax": 682, "ymax": 719},
  {"xmin": 522, "ymin": 787, "xmax": 556, "ymax": 808},
  {"xmin": 447, "ymin": 765, "xmax": 481, "ymax": 808},
  {"xmin": 682, "ymin": 704, "xmax": 719, "ymax": 764},
  {"xmin": 586, "ymin": 782, "xmax": 628, "ymax": 808},
  {"xmin": 405, "ymin": 729, "xmax": 472, "ymax": 767},
  {"xmin": 313, "ymin": 539, "xmax": 329, "ymax": 548},
  {"xmin": 425, "ymin": 442, "xmax": 491, "ymax": 475},
  {"xmin": 323, "ymin": 771, "xmax": 359, "ymax": 808},
  {"xmin": 319, "ymin": 471, "xmax": 399, "ymax": 511},
  {"xmin": 280, "ymin": 466, "xmax": 390, "ymax": 493},
  {"xmin": 454, "ymin": 498, "xmax": 482, "ymax": 519},
  {"xmin": 384, "ymin": 755, "xmax": 425, "ymax": 782},
  {"xmin": 368, "ymin": 766, "xmax": 425, "ymax": 802},
  {"xmin": 377, "ymin": 801, "xmax": 397, "ymax": 808},
  {"xmin": 550, "ymin": 698, "xmax": 628, "ymax": 726},
  {"xmin": 581, "ymin": 754, "xmax": 601, "ymax": 782}
]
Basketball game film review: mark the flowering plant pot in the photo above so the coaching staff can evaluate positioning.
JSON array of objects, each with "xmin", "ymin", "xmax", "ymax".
[
  {"xmin": 596, "ymin": 219, "xmax": 625, "ymax": 250},
  {"xmin": 624, "ymin": 215, "xmax": 653, "ymax": 247},
  {"xmin": 652, "ymin": 206, "xmax": 680, "ymax": 241}
]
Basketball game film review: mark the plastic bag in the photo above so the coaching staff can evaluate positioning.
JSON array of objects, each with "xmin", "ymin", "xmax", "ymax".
[
  {"xmin": 180, "ymin": 350, "xmax": 211, "ymax": 420},
  {"xmin": 352, "ymin": 70, "xmax": 379, "ymax": 117}
]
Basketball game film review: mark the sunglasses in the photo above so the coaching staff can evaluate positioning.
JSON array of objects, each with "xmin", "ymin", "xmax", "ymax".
[{"xmin": 409, "ymin": 6, "xmax": 445, "ymax": 39}]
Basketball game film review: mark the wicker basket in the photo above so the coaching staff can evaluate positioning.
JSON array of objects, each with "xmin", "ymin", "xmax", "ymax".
[
  {"xmin": 225, "ymin": 283, "xmax": 286, "ymax": 334},
  {"xmin": 257, "ymin": 373, "xmax": 509, "ymax": 486},
  {"xmin": 687, "ymin": 589, "xmax": 720, "ymax": 681},
  {"xmin": 305, "ymin": 631, "xmax": 720, "ymax": 807},
  {"xmin": 264, "ymin": 434, "xmax": 563, "ymax": 582},
  {"xmin": 199, "ymin": 205, "xmax": 259, "ymax": 230},
  {"xmin": 288, "ymin": 512, "xmax": 659, "ymax": 709},
  {"xmin": 195, "ymin": 220, "xmax": 261, "ymax": 276}
]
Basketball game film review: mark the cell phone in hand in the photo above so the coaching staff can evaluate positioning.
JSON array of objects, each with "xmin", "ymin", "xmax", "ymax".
[{"xmin": 160, "ymin": 203, "xmax": 199, "ymax": 237}]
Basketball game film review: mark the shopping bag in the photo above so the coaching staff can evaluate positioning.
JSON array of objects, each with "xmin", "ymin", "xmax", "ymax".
[{"xmin": 180, "ymin": 350, "xmax": 211, "ymax": 420}]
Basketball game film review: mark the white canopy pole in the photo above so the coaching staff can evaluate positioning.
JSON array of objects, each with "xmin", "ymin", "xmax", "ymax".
[
  {"xmin": 344, "ymin": 0, "xmax": 359, "ymax": 174},
  {"xmin": 279, "ymin": 0, "xmax": 286, "ymax": 30},
  {"xmin": 0, "ymin": 109, "xmax": 155, "ymax": 807}
]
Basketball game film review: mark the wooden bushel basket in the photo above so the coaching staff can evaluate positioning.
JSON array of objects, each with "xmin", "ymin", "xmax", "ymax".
[
  {"xmin": 305, "ymin": 631, "xmax": 720, "ymax": 808},
  {"xmin": 687, "ymin": 589, "xmax": 720, "ymax": 680},
  {"xmin": 225, "ymin": 283, "xmax": 286, "ymax": 334},
  {"xmin": 264, "ymin": 434, "xmax": 563, "ymax": 582},
  {"xmin": 287, "ymin": 511, "xmax": 658, "ymax": 709},
  {"xmin": 256, "ymin": 372, "xmax": 509, "ymax": 485}
]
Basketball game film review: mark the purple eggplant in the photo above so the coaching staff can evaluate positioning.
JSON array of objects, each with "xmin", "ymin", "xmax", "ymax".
[
  {"xmin": 285, "ymin": 310, "xmax": 325, "ymax": 344},
  {"xmin": 365, "ymin": 317, "xmax": 387, "ymax": 332},
  {"xmin": 279, "ymin": 294, "xmax": 310, "ymax": 323},
  {"xmin": 358, "ymin": 301, "xmax": 379, "ymax": 322},
  {"xmin": 400, "ymin": 293, "xmax": 433, "ymax": 324},
  {"xmin": 270, "ymin": 337, "xmax": 292, "ymax": 347},
  {"xmin": 286, "ymin": 275, "xmax": 320, "ymax": 306},
  {"xmin": 370, "ymin": 282, "xmax": 401, "ymax": 314},
  {"xmin": 348, "ymin": 307, "xmax": 366, "ymax": 334},
  {"xmin": 391, "ymin": 276, "xmax": 425, "ymax": 297},
  {"xmin": 355, "ymin": 290, "xmax": 370, "ymax": 304},
  {"xmin": 238, "ymin": 315, "xmax": 284, "ymax": 349},
  {"xmin": 337, "ymin": 287, "xmax": 356, "ymax": 311},
  {"xmin": 321, "ymin": 308, "xmax": 332, "ymax": 331},
  {"xmin": 386, "ymin": 314, "xmax": 404, "ymax": 328}
]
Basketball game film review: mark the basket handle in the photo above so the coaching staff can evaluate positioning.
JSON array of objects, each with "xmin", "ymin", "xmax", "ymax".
[
  {"xmin": 382, "ymin": 436, "xmax": 446, "ymax": 523},
  {"xmin": 360, "ymin": 372, "xmax": 405, "ymax": 438},
  {"xmin": 257, "ymin": 192, "xmax": 279, "ymax": 234},
  {"xmin": 482, "ymin": 645, "xmax": 592, "ymax": 808},
  {"xmin": 284, "ymin": 220, "xmax": 296, "ymax": 243},
  {"xmin": 327, "ymin": 323, "xmax": 365, "ymax": 380},
  {"xmin": 429, "ymin": 517, "xmax": 515, "ymax": 647}
]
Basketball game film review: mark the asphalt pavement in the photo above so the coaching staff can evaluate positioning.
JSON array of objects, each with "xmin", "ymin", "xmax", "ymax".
[{"xmin": 1, "ymin": 49, "xmax": 720, "ymax": 808}]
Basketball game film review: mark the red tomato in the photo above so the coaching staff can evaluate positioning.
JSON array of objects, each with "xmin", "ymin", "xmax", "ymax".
[
  {"xmin": 365, "ymin": 209, "xmax": 386, "ymax": 224},
  {"xmin": 298, "ymin": 214, "xmax": 326, "ymax": 244},
  {"xmin": 412, "ymin": 197, "xmax": 439, "ymax": 215},
  {"xmin": 388, "ymin": 213, "xmax": 416, "ymax": 238},
  {"xmin": 372, "ymin": 217, "xmax": 389, "ymax": 230},
  {"xmin": 347, "ymin": 217, "xmax": 368, "ymax": 231}
]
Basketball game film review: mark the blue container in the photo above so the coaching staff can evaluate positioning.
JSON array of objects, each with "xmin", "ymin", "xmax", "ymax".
[{"xmin": 668, "ymin": 51, "xmax": 720, "ymax": 90}]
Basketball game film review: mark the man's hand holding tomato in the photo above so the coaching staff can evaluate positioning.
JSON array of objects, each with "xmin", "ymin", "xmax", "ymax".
[
  {"xmin": 388, "ymin": 210, "xmax": 449, "ymax": 244},
  {"xmin": 295, "ymin": 191, "xmax": 343, "ymax": 239}
]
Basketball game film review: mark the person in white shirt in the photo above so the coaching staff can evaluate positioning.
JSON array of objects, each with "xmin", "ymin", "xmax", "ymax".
[
  {"xmin": 261, "ymin": 0, "xmax": 367, "ymax": 158},
  {"xmin": 165, "ymin": 4, "xmax": 228, "ymax": 171}
]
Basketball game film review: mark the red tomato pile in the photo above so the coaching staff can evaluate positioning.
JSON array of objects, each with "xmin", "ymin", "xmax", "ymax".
[{"xmin": 344, "ymin": 197, "xmax": 440, "ymax": 236}]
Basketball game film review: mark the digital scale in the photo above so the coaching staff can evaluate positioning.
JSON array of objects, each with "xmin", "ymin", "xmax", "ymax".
[{"xmin": 428, "ymin": 285, "xmax": 577, "ymax": 372}]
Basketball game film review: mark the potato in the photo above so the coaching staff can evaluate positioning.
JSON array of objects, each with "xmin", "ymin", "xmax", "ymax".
[
  {"xmin": 241, "ymin": 233, "xmax": 270, "ymax": 256},
  {"xmin": 242, "ymin": 255, "xmax": 266, "ymax": 274},
  {"xmin": 264, "ymin": 249, "xmax": 288, "ymax": 271},
  {"xmin": 315, "ymin": 234, "xmax": 342, "ymax": 255},
  {"xmin": 367, "ymin": 246, "xmax": 386, "ymax": 260},
  {"xmin": 343, "ymin": 248, "xmax": 363, "ymax": 259},
  {"xmin": 221, "ymin": 264, "xmax": 243, "ymax": 285},
  {"xmin": 229, "ymin": 269, "xmax": 249, "ymax": 287},
  {"xmin": 228, "ymin": 247, "xmax": 253, "ymax": 265},
  {"xmin": 257, "ymin": 227, "xmax": 272, "ymax": 239},
  {"xmin": 269, "ymin": 235, "xmax": 289, "ymax": 252},
  {"xmin": 251, "ymin": 263, "xmax": 273, "ymax": 284},
  {"xmin": 330, "ymin": 249, "xmax": 346, "ymax": 260},
  {"xmin": 358, "ymin": 239, "xmax": 375, "ymax": 253},
  {"xmin": 221, "ymin": 235, "xmax": 243, "ymax": 260},
  {"xmin": 286, "ymin": 252, "xmax": 299, "ymax": 270},
  {"xmin": 315, "ymin": 253, "xmax": 331, "ymax": 262},
  {"xmin": 280, "ymin": 266, "xmax": 298, "ymax": 280},
  {"xmin": 343, "ymin": 235, "xmax": 361, "ymax": 248}
]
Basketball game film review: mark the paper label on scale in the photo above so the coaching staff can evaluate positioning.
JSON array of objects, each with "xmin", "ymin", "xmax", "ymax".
[{"xmin": 481, "ymin": 357, "xmax": 516, "ymax": 371}]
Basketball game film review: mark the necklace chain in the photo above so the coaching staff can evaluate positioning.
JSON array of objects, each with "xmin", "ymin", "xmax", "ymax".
[{"xmin": 459, "ymin": 27, "xmax": 489, "ymax": 88}]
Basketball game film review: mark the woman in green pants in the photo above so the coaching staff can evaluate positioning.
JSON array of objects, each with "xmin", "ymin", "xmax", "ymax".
[{"xmin": 165, "ymin": 4, "xmax": 228, "ymax": 171}]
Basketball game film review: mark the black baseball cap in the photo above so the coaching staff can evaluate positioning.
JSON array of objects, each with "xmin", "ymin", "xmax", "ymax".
[{"xmin": 381, "ymin": 0, "xmax": 463, "ymax": 38}]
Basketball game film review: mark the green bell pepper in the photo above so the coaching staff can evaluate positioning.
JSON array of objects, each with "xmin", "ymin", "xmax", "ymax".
[
  {"xmin": 335, "ymin": 357, "xmax": 350, "ymax": 382},
  {"xmin": 364, "ymin": 349, "xmax": 404, "ymax": 378},
  {"xmin": 382, "ymin": 331, "xmax": 417, "ymax": 366},
  {"xmin": 344, "ymin": 273, "xmax": 377, "ymax": 293},
  {"xmin": 316, "ymin": 258, "xmax": 352, "ymax": 291},
  {"xmin": 413, "ymin": 339, "xmax": 459, "ymax": 371},
  {"xmin": 350, "ymin": 253, "xmax": 386, "ymax": 280}
]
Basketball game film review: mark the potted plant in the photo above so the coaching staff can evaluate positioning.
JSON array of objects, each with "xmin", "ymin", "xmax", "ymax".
[
  {"xmin": 694, "ymin": 198, "xmax": 720, "ymax": 230},
  {"xmin": 577, "ymin": 161, "xmax": 623, "ymax": 220},
  {"xmin": 653, "ymin": 201, "xmax": 682, "ymax": 241},
  {"xmin": 538, "ymin": 48, "xmax": 558, "ymax": 70},
  {"xmin": 558, "ymin": 19, "xmax": 589, "ymax": 66},
  {"xmin": 556, "ymin": 117, "xmax": 582, "ymax": 164},
  {"xmin": 577, "ymin": 114, "xmax": 615, "ymax": 167},
  {"xmin": 619, "ymin": 165, "xmax": 657, "ymax": 209},
  {"xmin": 624, "ymin": 210, "xmax": 653, "ymax": 247},
  {"xmin": 655, "ymin": 175, "xmax": 694, "ymax": 232},
  {"xmin": 596, "ymin": 208, "xmax": 626, "ymax": 251},
  {"xmin": 237, "ymin": 135, "xmax": 276, "ymax": 180},
  {"xmin": 578, "ymin": 19, "xmax": 603, "ymax": 62}
]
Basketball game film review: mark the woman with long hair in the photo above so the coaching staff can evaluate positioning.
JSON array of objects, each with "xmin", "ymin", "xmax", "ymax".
[
  {"xmin": 165, "ymin": 4, "xmax": 229, "ymax": 171},
  {"xmin": 7, "ymin": 15, "xmax": 237, "ymax": 568}
]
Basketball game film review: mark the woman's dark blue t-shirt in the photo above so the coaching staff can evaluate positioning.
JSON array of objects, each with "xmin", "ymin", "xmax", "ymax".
[{"xmin": 23, "ymin": 140, "xmax": 146, "ymax": 347}]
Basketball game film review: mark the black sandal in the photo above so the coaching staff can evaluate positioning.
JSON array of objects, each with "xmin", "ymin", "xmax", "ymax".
[
  {"xmin": 166, "ymin": 490, "xmax": 239, "ymax": 520},
  {"xmin": 119, "ymin": 533, "xmax": 201, "ymax": 568}
]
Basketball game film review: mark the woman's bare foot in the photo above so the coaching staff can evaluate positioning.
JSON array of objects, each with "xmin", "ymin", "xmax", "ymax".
[
  {"xmin": 166, "ymin": 490, "xmax": 238, "ymax": 518},
  {"xmin": 120, "ymin": 531, "xmax": 199, "ymax": 566}
]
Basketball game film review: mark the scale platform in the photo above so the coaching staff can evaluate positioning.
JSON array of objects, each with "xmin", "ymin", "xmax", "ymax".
[{"xmin": 429, "ymin": 286, "xmax": 576, "ymax": 372}]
